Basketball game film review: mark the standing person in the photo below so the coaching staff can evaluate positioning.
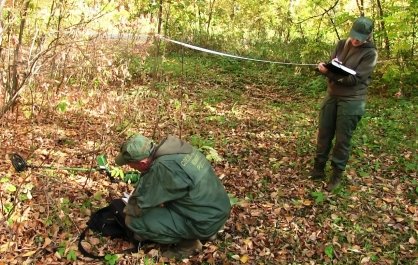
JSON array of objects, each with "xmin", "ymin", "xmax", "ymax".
[
  {"xmin": 310, "ymin": 16, "xmax": 378, "ymax": 191},
  {"xmin": 115, "ymin": 134, "xmax": 231, "ymax": 259}
]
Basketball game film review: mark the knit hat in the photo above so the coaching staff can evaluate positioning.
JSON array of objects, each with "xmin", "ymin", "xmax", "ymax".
[
  {"xmin": 349, "ymin": 17, "xmax": 374, "ymax": 42},
  {"xmin": 115, "ymin": 135, "xmax": 153, "ymax": 165}
]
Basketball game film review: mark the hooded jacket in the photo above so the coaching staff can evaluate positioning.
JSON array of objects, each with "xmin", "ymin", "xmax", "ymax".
[
  {"xmin": 125, "ymin": 135, "xmax": 231, "ymax": 239},
  {"xmin": 324, "ymin": 38, "xmax": 378, "ymax": 100}
]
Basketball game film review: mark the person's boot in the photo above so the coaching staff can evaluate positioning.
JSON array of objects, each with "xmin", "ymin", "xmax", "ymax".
[
  {"xmin": 326, "ymin": 168, "xmax": 343, "ymax": 191},
  {"xmin": 310, "ymin": 161, "xmax": 326, "ymax": 180},
  {"xmin": 162, "ymin": 239, "xmax": 202, "ymax": 260}
]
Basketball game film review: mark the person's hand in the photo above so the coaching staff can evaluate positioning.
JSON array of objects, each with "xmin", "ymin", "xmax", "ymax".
[{"xmin": 317, "ymin": 62, "xmax": 328, "ymax": 74}]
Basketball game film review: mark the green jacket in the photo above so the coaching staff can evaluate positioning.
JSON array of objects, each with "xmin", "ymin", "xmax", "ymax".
[
  {"xmin": 325, "ymin": 39, "xmax": 378, "ymax": 100},
  {"xmin": 125, "ymin": 135, "xmax": 231, "ymax": 238}
]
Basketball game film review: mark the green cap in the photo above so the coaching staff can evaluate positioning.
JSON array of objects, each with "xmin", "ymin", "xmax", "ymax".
[
  {"xmin": 115, "ymin": 135, "xmax": 153, "ymax": 165},
  {"xmin": 349, "ymin": 17, "xmax": 374, "ymax": 42}
]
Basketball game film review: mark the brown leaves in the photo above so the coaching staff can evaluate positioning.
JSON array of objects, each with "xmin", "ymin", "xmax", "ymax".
[{"xmin": 1, "ymin": 57, "xmax": 417, "ymax": 265}]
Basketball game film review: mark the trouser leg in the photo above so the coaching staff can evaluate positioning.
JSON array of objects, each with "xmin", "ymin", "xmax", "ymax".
[
  {"xmin": 315, "ymin": 97, "xmax": 337, "ymax": 165},
  {"xmin": 125, "ymin": 207, "xmax": 192, "ymax": 244},
  {"xmin": 331, "ymin": 114, "xmax": 362, "ymax": 171}
]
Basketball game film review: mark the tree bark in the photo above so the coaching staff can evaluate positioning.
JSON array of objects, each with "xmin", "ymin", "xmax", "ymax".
[
  {"xmin": 356, "ymin": 0, "xmax": 364, "ymax": 16},
  {"xmin": 0, "ymin": 0, "xmax": 5, "ymax": 56},
  {"xmin": 207, "ymin": 0, "xmax": 216, "ymax": 35},
  {"xmin": 411, "ymin": 7, "xmax": 416, "ymax": 57},
  {"xmin": 376, "ymin": 0, "xmax": 390, "ymax": 57},
  {"xmin": 0, "ymin": 0, "xmax": 30, "ymax": 118},
  {"xmin": 157, "ymin": 0, "xmax": 163, "ymax": 34},
  {"xmin": 11, "ymin": 0, "xmax": 30, "ymax": 96},
  {"xmin": 164, "ymin": 1, "xmax": 170, "ymax": 36}
]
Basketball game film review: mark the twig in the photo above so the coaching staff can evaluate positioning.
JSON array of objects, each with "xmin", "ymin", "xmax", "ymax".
[{"xmin": 295, "ymin": 0, "xmax": 340, "ymax": 24}]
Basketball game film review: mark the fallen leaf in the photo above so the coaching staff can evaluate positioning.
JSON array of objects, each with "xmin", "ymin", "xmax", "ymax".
[
  {"xmin": 0, "ymin": 242, "xmax": 15, "ymax": 253},
  {"xmin": 42, "ymin": 237, "xmax": 52, "ymax": 248},
  {"xmin": 382, "ymin": 197, "xmax": 394, "ymax": 203},
  {"xmin": 409, "ymin": 237, "xmax": 416, "ymax": 245},
  {"xmin": 251, "ymin": 210, "xmax": 262, "ymax": 217},
  {"xmin": 361, "ymin": 256, "xmax": 370, "ymax": 263},
  {"xmin": 148, "ymin": 248, "xmax": 159, "ymax": 257},
  {"xmin": 240, "ymin": 254, "xmax": 249, "ymax": 263},
  {"xmin": 80, "ymin": 241, "xmax": 92, "ymax": 252},
  {"xmin": 206, "ymin": 244, "xmax": 218, "ymax": 252},
  {"xmin": 89, "ymin": 237, "xmax": 100, "ymax": 245},
  {"xmin": 349, "ymin": 245, "xmax": 362, "ymax": 253},
  {"xmin": 302, "ymin": 199, "xmax": 312, "ymax": 206},
  {"xmin": 22, "ymin": 250, "xmax": 37, "ymax": 257},
  {"xmin": 244, "ymin": 238, "xmax": 253, "ymax": 250},
  {"xmin": 309, "ymin": 232, "xmax": 317, "ymax": 241},
  {"xmin": 331, "ymin": 214, "xmax": 339, "ymax": 220},
  {"xmin": 285, "ymin": 215, "xmax": 293, "ymax": 222}
]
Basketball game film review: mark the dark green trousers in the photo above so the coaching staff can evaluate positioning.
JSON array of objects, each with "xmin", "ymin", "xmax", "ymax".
[
  {"xmin": 315, "ymin": 95, "xmax": 365, "ymax": 171},
  {"xmin": 125, "ymin": 206, "xmax": 228, "ymax": 244}
]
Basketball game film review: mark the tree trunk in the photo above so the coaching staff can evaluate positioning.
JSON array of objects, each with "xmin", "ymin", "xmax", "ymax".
[
  {"xmin": 11, "ymin": 0, "xmax": 30, "ymax": 95},
  {"xmin": 206, "ymin": 0, "xmax": 216, "ymax": 35},
  {"xmin": 0, "ymin": 0, "xmax": 30, "ymax": 118},
  {"xmin": 356, "ymin": 0, "xmax": 364, "ymax": 16},
  {"xmin": 164, "ymin": 1, "xmax": 170, "ymax": 36},
  {"xmin": 411, "ymin": 8, "xmax": 416, "ymax": 57},
  {"xmin": 0, "ymin": 0, "xmax": 5, "ymax": 57},
  {"xmin": 376, "ymin": 0, "xmax": 390, "ymax": 57},
  {"xmin": 157, "ymin": 0, "xmax": 163, "ymax": 34}
]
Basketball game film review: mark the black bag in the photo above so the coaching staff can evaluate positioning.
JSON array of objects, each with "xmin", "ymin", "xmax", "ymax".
[{"xmin": 78, "ymin": 199, "xmax": 139, "ymax": 259}]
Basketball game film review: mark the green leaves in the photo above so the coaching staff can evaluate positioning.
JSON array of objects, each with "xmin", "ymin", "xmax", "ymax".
[
  {"xmin": 310, "ymin": 191, "xmax": 325, "ymax": 204},
  {"xmin": 105, "ymin": 254, "xmax": 119, "ymax": 265},
  {"xmin": 5, "ymin": 183, "xmax": 16, "ymax": 192},
  {"xmin": 66, "ymin": 249, "xmax": 77, "ymax": 261},
  {"xmin": 55, "ymin": 244, "xmax": 77, "ymax": 262},
  {"xmin": 56, "ymin": 98, "xmax": 69, "ymax": 112},
  {"xmin": 228, "ymin": 193, "xmax": 239, "ymax": 206},
  {"xmin": 324, "ymin": 245, "xmax": 334, "ymax": 259},
  {"xmin": 96, "ymin": 155, "xmax": 109, "ymax": 171},
  {"xmin": 110, "ymin": 167, "xmax": 125, "ymax": 179},
  {"xmin": 1, "ymin": 176, "xmax": 16, "ymax": 193},
  {"xmin": 201, "ymin": 145, "xmax": 223, "ymax": 163},
  {"xmin": 110, "ymin": 167, "xmax": 141, "ymax": 183}
]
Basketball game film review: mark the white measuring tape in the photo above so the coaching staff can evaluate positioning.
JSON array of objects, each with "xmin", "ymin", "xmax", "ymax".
[{"xmin": 158, "ymin": 35, "xmax": 317, "ymax": 66}]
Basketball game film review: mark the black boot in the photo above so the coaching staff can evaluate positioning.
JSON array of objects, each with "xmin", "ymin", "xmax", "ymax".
[
  {"xmin": 326, "ymin": 168, "xmax": 343, "ymax": 191},
  {"xmin": 310, "ymin": 161, "xmax": 326, "ymax": 180}
]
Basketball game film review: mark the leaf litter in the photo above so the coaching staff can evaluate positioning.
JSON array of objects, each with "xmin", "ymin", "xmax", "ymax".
[{"xmin": 0, "ymin": 72, "xmax": 417, "ymax": 265}]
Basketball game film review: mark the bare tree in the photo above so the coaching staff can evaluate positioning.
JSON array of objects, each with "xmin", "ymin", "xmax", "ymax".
[
  {"xmin": 356, "ymin": 0, "xmax": 365, "ymax": 16},
  {"xmin": 376, "ymin": 0, "xmax": 390, "ymax": 57},
  {"xmin": 157, "ymin": 0, "xmax": 163, "ymax": 34},
  {"xmin": 0, "ymin": 0, "xmax": 31, "ymax": 118},
  {"xmin": 207, "ymin": 0, "xmax": 216, "ymax": 35}
]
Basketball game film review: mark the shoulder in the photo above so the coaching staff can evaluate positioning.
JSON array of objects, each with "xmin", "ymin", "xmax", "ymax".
[
  {"xmin": 337, "ymin": 39, "xmax": 347, "ymax": 45},
  {"xmin": 336, "ymin": 39, "xmax": 347, "ymax": 48},
  {"xmin": 362, "ymin": 45, "xmax": 378, "ymax": 61}
]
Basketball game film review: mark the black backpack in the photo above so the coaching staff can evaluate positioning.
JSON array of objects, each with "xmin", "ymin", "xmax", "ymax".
[{"xmin": 78, "ymin": 199, "xmax": 140, "ymax": 259}]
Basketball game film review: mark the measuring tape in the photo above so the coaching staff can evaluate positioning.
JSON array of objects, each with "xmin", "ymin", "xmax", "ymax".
[{"xmin": 158, "ymin": 35, "xmax": 317, "ymax": 66}]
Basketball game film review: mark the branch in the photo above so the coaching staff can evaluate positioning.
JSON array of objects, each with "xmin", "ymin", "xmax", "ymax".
[{"xmin": 295, "ymin": 0, "xmax": 340, "ymax": 24}]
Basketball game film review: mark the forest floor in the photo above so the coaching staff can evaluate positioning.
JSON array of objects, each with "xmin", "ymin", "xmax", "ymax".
[{"xmin": 0, "ymin": 54, "xmax": 417, "ymax": 265}]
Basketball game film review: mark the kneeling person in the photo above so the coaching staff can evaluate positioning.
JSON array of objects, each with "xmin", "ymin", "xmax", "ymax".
[{"xmin": 115, "ymin": 134, "xmax": 231, "ymax": 259}]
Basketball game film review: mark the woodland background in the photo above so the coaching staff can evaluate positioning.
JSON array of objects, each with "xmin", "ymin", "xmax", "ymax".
[{"xmin": 0, "ymin": 0, "xmax": 417, "ymax": 264}]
